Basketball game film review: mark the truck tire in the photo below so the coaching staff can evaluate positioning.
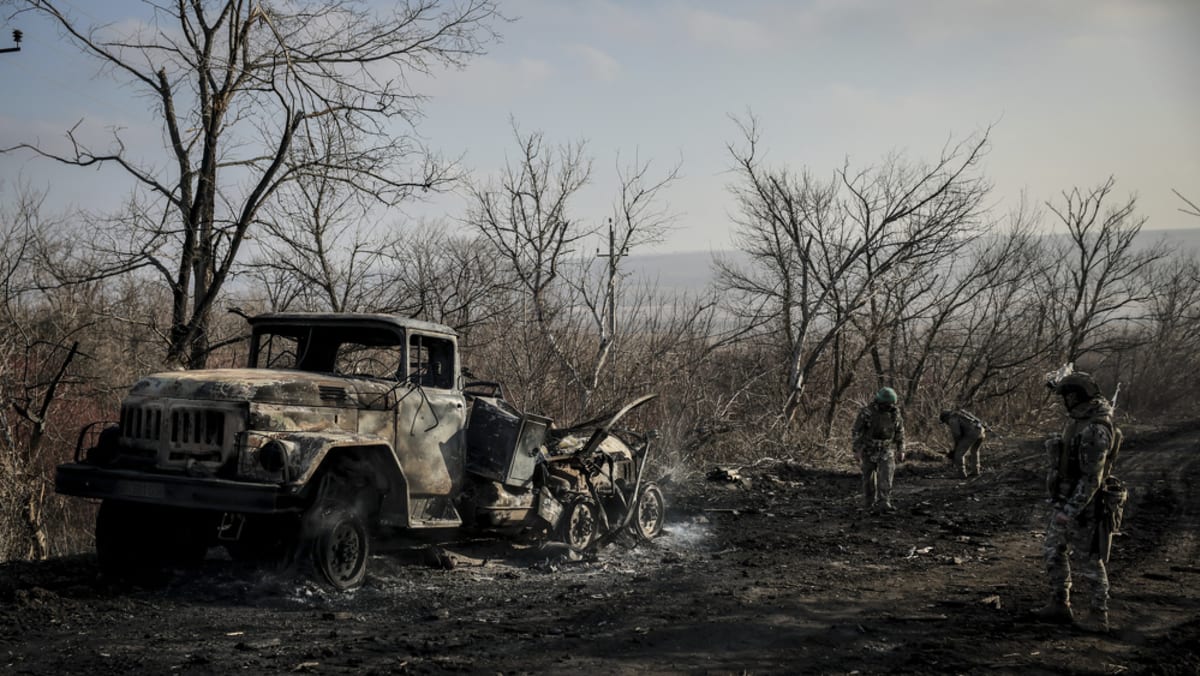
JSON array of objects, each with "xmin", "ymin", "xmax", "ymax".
[
  {"xmin": 307, "ymin": 502, "xmax": 370, "ymax": 590},
  {"xmin": 559, "ymin": 497, "xmax": 599, "ymax": 551},
  {"xmin": 629, "ymin": 482, "xmax": 666, "ymax": 541}
]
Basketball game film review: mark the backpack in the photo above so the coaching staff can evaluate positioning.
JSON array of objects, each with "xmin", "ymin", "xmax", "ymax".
[
  {"xmin": 959, "ymin": 410, "xmax": 986, "ymax": 432},
  {"xmin": 870, "ymin": 407, "xmax": 898, "ymax": 441}
]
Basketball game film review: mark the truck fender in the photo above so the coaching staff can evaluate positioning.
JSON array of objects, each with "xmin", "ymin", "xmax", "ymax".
[{"xmin": 268, "ymin": 432, "xmax": 410, "ymax": 523}]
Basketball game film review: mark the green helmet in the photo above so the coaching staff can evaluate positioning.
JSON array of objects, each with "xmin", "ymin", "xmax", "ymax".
[{"xmin": 875, "ymin": 387, "xmax": 898, "ymax": 405}]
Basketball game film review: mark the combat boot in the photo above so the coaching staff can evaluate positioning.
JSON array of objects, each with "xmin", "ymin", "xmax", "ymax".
[{"xmin": 1031, "ymin": 597, "xmax": 1074, "ymax": 624}]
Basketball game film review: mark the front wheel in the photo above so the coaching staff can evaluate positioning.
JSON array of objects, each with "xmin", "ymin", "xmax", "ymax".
[
  {"xmin": 629, "ymin": 483, "xmax": 666, "ymax": 541},
  {"xmin": 307, "ymin": 504, "xmax": 369, "ymax": 590},
  {"xmin": 559, "ymin": 497, "xmax": 599, "ymax": 551}
]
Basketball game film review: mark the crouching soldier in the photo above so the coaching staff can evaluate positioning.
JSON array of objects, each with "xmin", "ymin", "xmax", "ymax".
[
  {"xmin": 852, "ymin": 387, "xmax": 906, "ymax": 514},
  {"xmin": 939, "ymin": 409, "xmax": 987, "ymax": 478},
  {"xmin": 1036, "ymin": 370, "xmax": 1123, "ymax": 633}
]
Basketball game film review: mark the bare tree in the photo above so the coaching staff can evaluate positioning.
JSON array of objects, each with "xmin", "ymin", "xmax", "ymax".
[
  {"xmin": 381, "ymin": 223, "xmax": 516, "ymax": 334},
  {"xmin": 912, "ymin": 217, "xmax": 1057, "ymax": 417},
  {"xmin": 1174, "ymin": 189, "xmax": 1200, "ymax": 219},
  {"xmin": 463, "ymin": 123, "xmax": 593, "ymax": 408},
  {"xmin": 4, "ymin": 0, "xmax": 502, "ymax": 367},
  {"xmin": 1045, "ymin": 177, "xmax": 1166, "ymax": 364},
  {"xmin": 1129, "ymin": 251, "xmax": 1200, "ymax": 412},
  {"xmin": 719, "ymin": 114, "xmax": 992, "ymax": 425},
  {"xmin": 244, "ymin": 122, "xmax": 394, "ymax": 314},
  {"xmin": 564, "ymin": 154, "xmax": 681, "ymax": 410},
  {"xmin": 0, "ymin": 184, "xmax": 95, "ymax": 560}
]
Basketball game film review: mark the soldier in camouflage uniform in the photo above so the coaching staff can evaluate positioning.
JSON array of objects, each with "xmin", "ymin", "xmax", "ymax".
[
  {"xmin": 1035, "ymin": 371, "xmax": 1118, "ymax": 632},
  {"xmin": 852, "ymin": 387, "xmax": 906, "ymax": 514},
  {"xmin": 939, "ymin": 409, "xmax": 987, "ymax": 478}
]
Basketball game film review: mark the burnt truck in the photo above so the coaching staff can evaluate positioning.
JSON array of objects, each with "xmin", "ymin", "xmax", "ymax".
[{"xmin": 55, "ymin": 312, "xmax": 666, "ymax": 589}]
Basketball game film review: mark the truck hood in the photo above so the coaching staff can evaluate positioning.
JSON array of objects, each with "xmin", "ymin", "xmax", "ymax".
[{"xmin": 127, "ymin": 369, "xmax": 394, "ymax": 408}]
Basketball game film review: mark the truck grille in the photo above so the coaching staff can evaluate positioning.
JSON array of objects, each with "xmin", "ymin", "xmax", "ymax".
[{"xmin": 120, "ymin": 402, "xmax": 239, "ymax": 464}]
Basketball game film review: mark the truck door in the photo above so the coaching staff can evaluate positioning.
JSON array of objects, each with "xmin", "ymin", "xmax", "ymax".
[{"xmin": 393, "ymin": 332, "xmax": 466, "ymax": 523}]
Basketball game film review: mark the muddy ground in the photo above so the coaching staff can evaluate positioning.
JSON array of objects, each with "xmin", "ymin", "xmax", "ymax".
[{"xmin": 2, "ymin": 420, "xmax": 1199, "ymax": 675}]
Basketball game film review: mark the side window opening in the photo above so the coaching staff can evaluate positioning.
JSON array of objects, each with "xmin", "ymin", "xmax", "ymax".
[{"xmin": 409, "ymin": 334, "xmax": 455, "ymax": 389}]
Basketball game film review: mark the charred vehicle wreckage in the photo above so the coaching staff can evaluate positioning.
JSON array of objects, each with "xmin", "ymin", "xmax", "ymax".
[{"xmin": 56, "ymin": 313, "xmax": 666, "ymax": 589}]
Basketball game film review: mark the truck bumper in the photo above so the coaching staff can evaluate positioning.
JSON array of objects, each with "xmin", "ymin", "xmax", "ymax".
[{"xmin": 55, "ymin": 463, "xmax": 302, "ymax": 514}]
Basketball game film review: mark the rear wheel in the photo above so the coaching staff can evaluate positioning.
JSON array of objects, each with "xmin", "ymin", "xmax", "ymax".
[{"xmin": 630, "ymin": 483, "xmax": 666, "ymax": 541}]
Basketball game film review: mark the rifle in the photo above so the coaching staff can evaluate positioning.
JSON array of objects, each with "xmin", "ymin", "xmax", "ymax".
[{"xmin": 1093, "ymin": 382, "xmax": 1126, "ymax": 562}]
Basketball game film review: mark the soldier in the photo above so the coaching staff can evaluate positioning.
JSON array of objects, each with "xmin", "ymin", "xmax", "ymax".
[
  {"xmin": 939, "ymin": 409, "xmax": 987, "ymax": 478},
  {"xmin": 1035, "ymin": 370, "xmax": 1120, "ymax": 632},
  {"xmin": 852, "ymin": 387, "xmax": 906, "ymax": 514}
]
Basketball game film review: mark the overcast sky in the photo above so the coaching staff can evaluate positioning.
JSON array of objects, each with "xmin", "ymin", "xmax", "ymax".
[{"xmin": 2, "ymin": 0, "xmax": 1198, "ymax": 253}]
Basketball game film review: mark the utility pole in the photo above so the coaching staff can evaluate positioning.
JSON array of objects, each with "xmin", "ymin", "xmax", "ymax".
[
  {"xmin": 596, "ymin": 217, "xmax": 627, "ymax": 338},
  {"xmin": 0, "ymin": 29, "xmax": 22, "ymax": 54}
]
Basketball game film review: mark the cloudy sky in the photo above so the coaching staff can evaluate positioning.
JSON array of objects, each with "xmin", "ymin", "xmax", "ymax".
[{"xmin": 2, "ymin": 0, "xmax": 1198, "ymax": 253}]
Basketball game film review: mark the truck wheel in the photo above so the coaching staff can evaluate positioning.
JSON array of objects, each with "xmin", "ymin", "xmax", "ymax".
[
  {"xmin": 630, "ymin": 483, "xmax": 666, "ymax": 541},
  {"xmin": 308, "ymin": 504, "xmax": 369, "ymax": 590},
  {"xmin": 559, "ymin": 497, "xmax": 598, "ymax": 551}
]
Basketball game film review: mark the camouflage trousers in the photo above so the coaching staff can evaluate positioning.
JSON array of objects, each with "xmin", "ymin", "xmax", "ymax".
[
  {"xmin": 951, "ymin": 432, "xmax": 984, "ymax": 477},
  {"xmin": 1043, "ymin": 505, "xmax": 1109, "ymax": 611},
  {"xmin": 860, "ymin": 445, "xmax": 896, "ymax": 509}
]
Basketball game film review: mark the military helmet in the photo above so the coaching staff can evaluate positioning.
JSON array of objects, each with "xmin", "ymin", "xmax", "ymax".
[
  {"xmin": 1054, "ymin": 371, "xmax": 1101, "ymax": 399},
  {"xmin": 875, "ymin": 387, "xmax": 898, "ymax": 404}
]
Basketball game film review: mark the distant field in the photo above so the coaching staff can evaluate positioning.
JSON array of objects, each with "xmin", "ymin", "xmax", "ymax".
[{"xmin": 625, "ymin": 226, "xmax": 1200, "ymax": 295}]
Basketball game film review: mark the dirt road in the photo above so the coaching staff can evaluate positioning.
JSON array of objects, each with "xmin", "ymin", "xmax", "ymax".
[{"xmin": 2, "ymin": 421, "xmax": 1198, "ymax": 675}]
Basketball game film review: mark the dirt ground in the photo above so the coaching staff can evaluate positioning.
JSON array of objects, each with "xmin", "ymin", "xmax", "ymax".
[{"xmin": 2, "ymin": 419, "xmax": 1199, "ymax": 675}]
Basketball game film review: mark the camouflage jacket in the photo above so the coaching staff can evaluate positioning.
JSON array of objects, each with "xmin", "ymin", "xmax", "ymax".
[
  {"xmin": 852, "ymin": 402, "xmax": 905, "ymax": 455},
  {"xmin": 942, "ymin": 410, "xmax": 985, "ymax": 441},
  {"xmin": 1049, "ymin": 397, "xmax": 1115, "ymax": 519}
]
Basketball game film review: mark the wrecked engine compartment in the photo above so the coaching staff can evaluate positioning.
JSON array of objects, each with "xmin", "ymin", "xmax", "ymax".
[{"xmin": 460, "ymin": 389, "xmax": 665, "ymax": 551}]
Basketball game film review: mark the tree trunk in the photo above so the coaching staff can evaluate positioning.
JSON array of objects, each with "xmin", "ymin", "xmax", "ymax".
[{"xmin": 22, "ymin": 481, "xmax": 49, "ymax": 560}]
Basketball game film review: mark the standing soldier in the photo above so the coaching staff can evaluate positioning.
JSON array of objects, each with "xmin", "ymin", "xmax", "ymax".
[
  {"xmin": 852, "ymin": 387, "xmax": 906, "ymax": 514},
  {"xmin": 1035, "ymin": 370, "xmax": 1122, "ymax": 632},
  {"xmin": 939, "ymin": 409, "xmax": 987, "ymax": 478}
]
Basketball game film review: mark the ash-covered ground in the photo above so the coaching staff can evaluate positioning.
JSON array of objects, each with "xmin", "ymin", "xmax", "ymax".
[{"xmin": 3, "ymin": 421, "xmax": 1199, "ymax": 675}]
